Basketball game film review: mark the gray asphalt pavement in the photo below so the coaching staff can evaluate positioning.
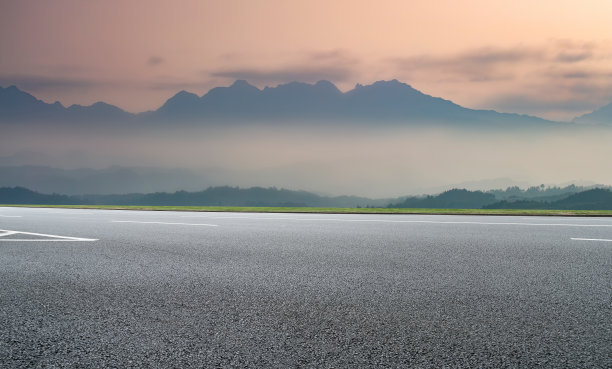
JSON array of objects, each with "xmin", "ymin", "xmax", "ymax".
[{"xmin": 1, "ymin": 207, "xmax": 611, "ymax": 368}]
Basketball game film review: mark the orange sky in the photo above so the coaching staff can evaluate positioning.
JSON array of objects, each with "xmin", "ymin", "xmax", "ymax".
[{"xmin": 1, "ymin": 0, "xmax": 611, "ymax": 120}]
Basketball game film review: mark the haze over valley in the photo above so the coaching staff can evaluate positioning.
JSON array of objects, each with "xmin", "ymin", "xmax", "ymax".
[{"xmin": 1, "ymin": 81, "xmax": 611, "ymax": 198}]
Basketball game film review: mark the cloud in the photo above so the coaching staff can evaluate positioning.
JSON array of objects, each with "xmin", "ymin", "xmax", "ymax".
[
  {"xmin": 147, "ymin": 56, "xmax": 164, "ymax": 66},
  {"xmin": 210, "ymin": 66, "xmax": 353, "ymax": 85},
  {"xmin": 457, "ymin": 47, "xmax": 544, "ymax": 64},
  {"xmin": 385, "ymin": 40, "xmax": 612, "ymax": 119},
  {"xmin": 391, "ymin": 46, "xmax": 544, "ymax": 82},
  {"xmin": 391, "ymin": 41, "xmax": 609, "ymax": 83},
  {"xmin": 484, "ymin": 94, "xmax": 598, "ymax": 114},
  {"xmin": 567, "ymin": 82, "xmax": 612, "ymax": 101},
  {"xmin": 393, "ymin": 46, "xmax": 544, "ymax": 67},
  {"xmin": 555, "ymin": 51, "xmax": 594, "ymax": 63},
  {"xmin": 0, "ymin": 72, "xmax": 220, "ymax": 95},
  {"xmin": 542, "ymin": 68, "xmax": 612, "ymax": 80},
  {"xmin": 480, "ymin": 80, "xmax": 612, "ymax": 121},
  {"xmin": 0, "ymin": 74, "xmax": 98, "ymax": 92},
  {"xmin": 307, "ymin": 49, "xmax": 358, "ymax": 64},
  {"xmin": 209, "ymin": 49, "xmax": 359, "ymax": 85},
  {"xmin": 148, "ymin": 80, "xmax": 217, "ymax": 92}
]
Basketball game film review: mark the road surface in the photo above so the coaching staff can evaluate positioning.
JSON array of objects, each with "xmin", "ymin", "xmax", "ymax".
[{"xmin": 1, "ymin": 207, "xmax": 610, "ymax": 368}]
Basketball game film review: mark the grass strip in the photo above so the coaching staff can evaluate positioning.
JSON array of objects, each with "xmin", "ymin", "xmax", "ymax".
[{"xmin": 2, "ymin": 204, "xmax": 612, "ymax": 216}]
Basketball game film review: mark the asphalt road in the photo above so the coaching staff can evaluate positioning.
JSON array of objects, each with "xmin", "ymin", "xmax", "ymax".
[{"xmin": 1, "ymin": 207, "xmax": 610, "ymax": 368}]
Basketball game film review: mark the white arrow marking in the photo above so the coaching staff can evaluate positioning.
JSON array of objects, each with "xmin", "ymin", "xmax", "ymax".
[{"xmin": 0, "ymin": 229, "xmax": 97, "ymax": 242}]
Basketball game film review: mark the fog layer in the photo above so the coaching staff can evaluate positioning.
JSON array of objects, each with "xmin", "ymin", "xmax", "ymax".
[{"xmin": 2, "ymin": 122, "xmax": 610, "ymax": 197}]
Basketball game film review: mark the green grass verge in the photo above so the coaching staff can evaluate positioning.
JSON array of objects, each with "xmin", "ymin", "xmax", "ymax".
[{"xmin": 2, "ymin": 204, "xmax": 612, "ymax": 216}]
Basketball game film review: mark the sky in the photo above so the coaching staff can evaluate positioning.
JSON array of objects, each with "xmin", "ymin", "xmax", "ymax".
[{"xmin": 1, "ymin": 0, "xmax": 611, "ymax": 121}]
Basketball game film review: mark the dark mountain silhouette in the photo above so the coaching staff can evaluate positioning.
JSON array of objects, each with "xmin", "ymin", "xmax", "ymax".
[
  {"xmin": 148, "ymin": 79, "xmax": 555, "ymax": 126},
  {"xmin": 0, "ymin": 85, "xmax": 65, "ymax": 120},
  {"xmin": 0, "ymin": 85, "xmax": 131, "ymax": 122},
  {"xmin": 67, "ymin": 101, "xmax": 130, "ymax": 120},
  {"xmin": 155, "ymin": 90, "xmax": 201, "ymax": 117},
  {"xmin": 1, "ymin": 81, "xmax": 558, "ymax": 127},
  {"xmin": 573, "ymin": 102, "xmax": 612, "ymax": 125},
  {"xmin": 388, "ymin": 188, "xmax": 497, "ymax": 209}
]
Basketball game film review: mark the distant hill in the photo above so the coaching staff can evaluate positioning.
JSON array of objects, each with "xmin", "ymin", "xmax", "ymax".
[
  {"xmin": 79, "ymin": 186, "xmax": 390, "ymax": 207},
  {"xmin": 0, "ymin": 187, "xmax": 81, "ymax": 205},
  {"xmin": 486, "ymin": 184, "xmax": 594, "ymax": 202},
  {"xmin": 388, "ymin": 189, "xmax": 497, "ymax": 209},
  {"xmin": 0, "ymin": 186, "xmax": 390, "ymax": 208},
  {"xmin": 1, "ymin": 81, "xmax": 557, "ymax": 127},
  {"xmin": 0, "ymin": 165, "xmax": 208, "ymax": 195},
  {"xmin": 2, "ymin": 186, "xmax": 612, "ymax": 210},
  {"xmin": 484, "ymin": 188, "xmax": 612, "ymax": 210},
  {"xmin": 573, "ymin": 102, "xmax": 612, "ymax": 125},
  {"xmin": 0, "ymin": 85, "xmax": 132, "ymax": 122}
]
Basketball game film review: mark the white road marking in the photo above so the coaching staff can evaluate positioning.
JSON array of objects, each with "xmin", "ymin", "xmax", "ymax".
[
  {"xmin": 571, "ymin": 238, "xmax": 612, "ymax": 242},
  {"xmin": 522, "ymin": 217, "xmax": 612, "ymax": 222},
  {"xmin": 182, "ymin": 215, "xmax": 298, "ymax": 220},
  {"xmin": 183, "ymin": 215, "xmax": 612, "ymax": 227},
  {"xmin": 0, "ymin": 215, "xmax": 22, "ymax": 217},
  {"xmin": 0, "ymin": 229, "xmax": 97, "ymax": 242},
  {"xmin": 112, "ymin": 220, "xmax": 218, "ymax": 227},
  {"xmin": 43, "ymin": 211, "xmax": 94, "ymax": 215}
]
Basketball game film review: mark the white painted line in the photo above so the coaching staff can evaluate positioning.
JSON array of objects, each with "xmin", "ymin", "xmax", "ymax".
[
  {"xmin": 523, "ymin": 217, "xmax": 612, "ymax": 222},
  {"xmin": 0, "ymin": 215, "xmax": 22, "ymax": 217},
  {"xmin": 182, "ymin": 215, "xmax": 296, "ymax": 220},
  {"xmin": 183, "ymin": 215, "xmax": 612, "ymax": 227},
  {"xmin": 571, "ymin": 238, "xmax": 612, "ymax": 242},
  {"xmin": 43, "ymin": 211, "xmax": 94, "ymax": 215},
  {"xmin": 0, "ymin": 229, "xmax": 98, "ymax": 242},
  {"xmin": 112, "ymin": 220, "xmax": 218, "ymax": 227}
]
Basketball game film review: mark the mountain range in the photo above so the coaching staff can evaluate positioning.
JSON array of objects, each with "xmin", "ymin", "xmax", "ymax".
[
  {"xmin": 2, "ymin": 80, "xmax": 609, "ymax": 126},
  {"xmin": 0, "ymin": 85, "xmax": 133, "ymax": 122}
]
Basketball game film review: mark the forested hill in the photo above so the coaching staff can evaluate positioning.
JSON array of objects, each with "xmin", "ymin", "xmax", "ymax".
[
  {"xmin": 0, "ymin": 186, "xmax": 389, "ymax": 208},
  {"xmin": 484, "ymin": 188, "xmax": 612, "ymax": 210},
  {"xmin": 2, "ymin": 186, "xmax": 612, "ymax": 210}
]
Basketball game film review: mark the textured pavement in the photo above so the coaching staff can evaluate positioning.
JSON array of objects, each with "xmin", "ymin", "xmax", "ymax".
[{"xmin": 1, "ymin": 207, "xmax": 611, "ymax": 368}]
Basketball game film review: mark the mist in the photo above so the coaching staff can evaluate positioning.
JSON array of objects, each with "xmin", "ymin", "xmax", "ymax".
[{"xmin": 2, "ymin": 121, "xmax": 611, "ymax": 197}]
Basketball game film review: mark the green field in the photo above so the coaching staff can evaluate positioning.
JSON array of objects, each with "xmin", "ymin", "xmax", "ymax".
[{"xmin": 3, "ymin": 204, "xmax": 612, "ymax": 216}]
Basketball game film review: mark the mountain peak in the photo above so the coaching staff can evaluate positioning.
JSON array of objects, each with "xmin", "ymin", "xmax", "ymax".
[
  {"xmin": 314, "ymin": 80, "xmax": 341, "ymax": 93},
  {"xmin": 229, "ymin": 80, "xmax": 259, "ymax": 91},
  {"xmin": 573, "ymin": 102, "xmax": 612, "ymax": 125},
  {"xmin": 371, "ymin": 79, "xmax": 413, "ymax": 89},
  {"xmin": 174, "ymin": 90, "xmax": 199, "ymax": 98},
  {"xmin": 1, "ymin": 85, "xmax": 32, "ymax": 98},
  {"xmin": 348, "ymin": 79, "xmax": 422, "ymax": 99},
  {"xmin": 0, "ymin": 84, "xmax": 64, "ymax": 117},
  {"xmin": 352, "ymin": 79, "xmax": 413, "ymax": 90},
  {"xmin": 158, "ymin": 90, "xmax": 200, "ymax": 113}
]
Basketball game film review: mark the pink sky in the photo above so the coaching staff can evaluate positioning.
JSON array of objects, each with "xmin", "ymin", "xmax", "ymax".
[{"xmin": 1, "ymin": 0, "xmax": 611, "ymax": 120}]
